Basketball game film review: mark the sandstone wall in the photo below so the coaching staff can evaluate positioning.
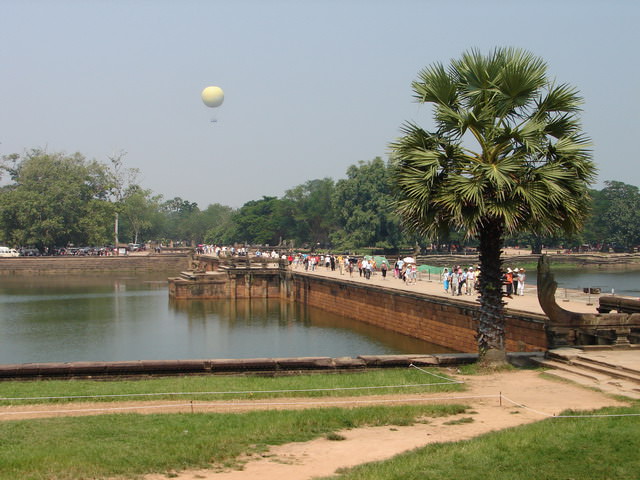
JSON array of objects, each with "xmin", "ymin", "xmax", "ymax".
[
  {"xmin": 0, "ymin": 254, "xmax": 189, "ymax": 275},
  {"xmin": 290, "ymin": 274, "xmax": 548, "ymax": 353},
  {"xmin": 167, "ymin": 265, "xmax": 550, "ymax": 352},
  {"xmin": 169, "ymin": 270, "xmax": 286, "ymax": 299}
]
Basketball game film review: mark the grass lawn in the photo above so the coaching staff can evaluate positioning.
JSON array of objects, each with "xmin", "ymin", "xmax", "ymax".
[
  {"xmin": 0, "ymin": 368, "xmax": 466, "ymax": 478},
  {"xmin": 318, "ymin": 405, "xmax": 640, "ymax": 480},
  {"xmin": 0, "ymin": 404, "xmax": 467, "ymax": 480},
  {"xmin": 0, "ymin": 367, "xmax": 464, "ymax": 405},
  {"xmin": 4, "ymin": 369, "xmax": 638, "ymax": 479}
]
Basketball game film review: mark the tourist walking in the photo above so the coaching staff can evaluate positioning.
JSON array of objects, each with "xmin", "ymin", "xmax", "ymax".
[
  {"xmin": 458, "ymin": 267, "xmax": 466, "ymax": 295},
  {"xmin": 517, "ymin": 268, "xmax": 526, "ymax": 296},
  {"xmin": 364, "ymin": 259, "xmax": 373, "ymax": 280},
  {"xmin": 395, "ymin": 259, "xmax": 404, "ymax": 279},
  {"xmin": 504, "ymin": 268, "xmax": 514, "ymax": 298},
  {"xmin": 450, "ymin": 267, "xmax": 459, "ymax": 295},
  {"xmin": 442, "ymin": 268, "xmax": 450, "ymax": 293},
  {"xmin": 465, "ymin": 267, "xmax": 475, "ymax": 295},
  {"xmin": 409, "ymin": 263, "xmax": 417, "ymax": 284}
]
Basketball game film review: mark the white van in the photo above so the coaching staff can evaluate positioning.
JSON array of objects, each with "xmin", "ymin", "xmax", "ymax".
[{"xmin": 0, "ymin": 246, "xmax": 19, "ymax": 257}]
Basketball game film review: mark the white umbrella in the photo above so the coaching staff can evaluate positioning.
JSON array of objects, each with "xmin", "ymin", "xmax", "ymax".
[{"xmin": 403, "ymin": 257, "xmax": 415, "ymax": 263}]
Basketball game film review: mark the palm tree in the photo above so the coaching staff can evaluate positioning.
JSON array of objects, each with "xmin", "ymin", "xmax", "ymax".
[{"xmin": 390, "ymin": 48, "xmax": 596, "ymax": 363}]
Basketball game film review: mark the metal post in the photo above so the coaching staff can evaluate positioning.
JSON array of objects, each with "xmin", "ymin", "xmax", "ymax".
[{"xmin": 114, "ymin": 213, "xmax": 119, "ymax": 256}]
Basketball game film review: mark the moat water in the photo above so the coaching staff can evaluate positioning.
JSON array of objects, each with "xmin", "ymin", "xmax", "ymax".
[
  {"xmin": 0, "ymin": 273, "xmax": 454, "ymax": 364},
  {"xmin": 2, "ymin": 267, "xmax": 638, "ymax": 365}
]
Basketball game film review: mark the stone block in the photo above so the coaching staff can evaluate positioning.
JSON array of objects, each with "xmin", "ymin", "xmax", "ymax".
[
  {"xmin": 408, "ymin": 355, "xmax": 439, "ymax": 366},
  {"xmin": 67, "ymin": 362, "xmax": 110, "ymax": 376},
  {"xmin": 357, "ymin": 355, "xmax": 414, "ymax": 367},
  {"xmin": 209, "ymin": 358, "xmax": 278, "ymax": 371},
  {"xmin": 275, "ymin": 357, "xmax": 334, "ymax": 369},
  {"xmin": 332, "ymin": 357, "xmax": 367, "ymax": 368},
  {"xmin": 105, "ymin": 361, "xmax": 144, "ymax": 374},
  {"xmin": 434, "ymin": 353, "xmax": 478, "ymax": 365}
]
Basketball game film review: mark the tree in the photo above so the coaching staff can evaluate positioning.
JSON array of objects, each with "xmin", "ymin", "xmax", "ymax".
[
  {"xmin": 106, "ymin": 151, "xmax": 141, "ymax": 249},
  {"xmin": 390, "ymin": 48, "xmax": 596, "ymax": 363},
  {"xmin": 592, "ymin": 181, "xmax": 640, "ymax": 250},
  {"xmin": 231, "ymin": 196, "xmax": 286, "ymax": 245},
  {"xmin": 331, "ymin": 158, "xmax": 404, "ymax": 250},
  {"xmin": 160, "ymin": 197, "xmax": 200, "ymax": 244},
  {"xmin": 282, "ymin": 178, "xmax": 336, "ymax": 247},
  {"xmin": 202, "ymin": 203, "xmax": 236, "ymax": 245},
  {"xmin": 0, "ymin": 150, "xmax": 115, "ymax": 249},
  {"xmin": 119, "ymin": 186, "xmax": 162, "ymax": 244}
]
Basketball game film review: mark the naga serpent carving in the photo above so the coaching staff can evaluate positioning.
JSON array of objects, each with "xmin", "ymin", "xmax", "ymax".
[
  {"xmin": 537, "ymin": 254, "xmax": 638, "ymax": 345},
  {"xmin": 537, "ymin": 254, "xmax": 599, "ymax": 326}
]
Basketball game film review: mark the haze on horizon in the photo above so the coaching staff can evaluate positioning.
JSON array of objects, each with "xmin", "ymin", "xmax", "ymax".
[{"xmin": 1, "ymin": 1, "xmax": 637, "ymax": 208}]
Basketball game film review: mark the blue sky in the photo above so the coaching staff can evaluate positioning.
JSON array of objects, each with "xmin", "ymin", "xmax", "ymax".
[{"xmin": 1, "ymin": 0, "xmax": 638, "ymax": 208}]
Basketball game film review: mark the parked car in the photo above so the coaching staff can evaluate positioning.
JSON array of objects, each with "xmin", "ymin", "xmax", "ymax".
[
  {"xmin": 0, "ymin": 246, "xmax": 19, "ymax": 257},
  {"xmin": 19, "ymin": 248, "xmax": 41, "ymax": 257}
]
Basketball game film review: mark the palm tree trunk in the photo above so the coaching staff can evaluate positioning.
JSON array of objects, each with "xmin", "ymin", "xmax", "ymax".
[{"xmin": 476, "ymin": 218, "xmax": 507, "ymax": 365}]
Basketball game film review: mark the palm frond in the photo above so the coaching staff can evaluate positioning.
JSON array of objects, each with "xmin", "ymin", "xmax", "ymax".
[
  {"xmin": 537, "ymin": 82, "xmax": 583, "ymax": 115},
  {"xmin": 390, "ymin": 47, "xmax": 595, "ymax": 244},
  {"xmin": 412, "ymin": 63, "xmax": 458, "ymax": 107}
]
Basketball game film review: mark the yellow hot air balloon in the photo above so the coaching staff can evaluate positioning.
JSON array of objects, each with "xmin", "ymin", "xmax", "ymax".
[{"xmin": 201, "ymin": 86, "xmax": 224, "ymax": 108}]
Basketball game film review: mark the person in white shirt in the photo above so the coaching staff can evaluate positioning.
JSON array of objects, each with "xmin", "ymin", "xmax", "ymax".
[
  {"xmin": 466, "ymin": 267, "xmax": 475, "ymax": 295},
  {"xmin": 517, "ymin": 268, "xmax": 526, "ymax": 296}
]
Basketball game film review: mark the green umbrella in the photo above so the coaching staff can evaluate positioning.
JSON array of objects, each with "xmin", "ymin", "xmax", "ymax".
[{"xmin": 373, "ymin": 255, "xmax": 388, "ymax": 265}]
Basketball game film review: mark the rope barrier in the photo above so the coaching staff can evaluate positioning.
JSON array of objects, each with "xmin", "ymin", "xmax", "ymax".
[
  {"xmin": 499, "ymin": 393, "xmax": 640, "ymax": 419},
  {"xmin": 2, "ymin": 366, "xmax": 638, "ymax": 420},
  {"xmin": 1, "ymin": 365, "xmax": 463, "ymax": 402},
  {"xmin": 0, "ymin": 382, "xmax": 461, "ymax": 402},
  {"xmin": 0, "ymin": 394, "xmax": 498, "ymax": 417},
  {"xmin": 409, "ymin": 363, "xmax": 466, "ymax": 383}
]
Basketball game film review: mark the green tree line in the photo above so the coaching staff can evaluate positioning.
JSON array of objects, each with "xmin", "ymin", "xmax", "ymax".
[{"xmin": 0, "ymin": 149, "xmax": 638, "ymax": 252}]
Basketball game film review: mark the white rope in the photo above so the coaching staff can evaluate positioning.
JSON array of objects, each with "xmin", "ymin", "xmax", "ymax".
[
  {"xmin": 5, "ymin": 390, "xmax": 639, "ymax": 419},
  {"xmin": 500, "ymin": 393, "xmax": 640, "ymax": 419},
  {"xmin": 0, "ymin": 394, "xmax": 497, "ymax": 417},
  {"xmin": 1, "ymin": 382, "xmax": 462, "ymax": 401},
  {"xmin": 409, "ymin": 363, "xmax": 466, "ymax": 384},
  {"xmin": 0, "ymin": 366, "xmax": 462, "ymax": 402},
  {"xmin": 3, "ymin": 367, "xmax": 638, "ymax": 420}
]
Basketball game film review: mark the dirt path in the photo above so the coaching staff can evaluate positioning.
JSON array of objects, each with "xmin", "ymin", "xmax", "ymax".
[{"xmin": 0, "ymin": 369, "xmax": 630, "ymax": 480}]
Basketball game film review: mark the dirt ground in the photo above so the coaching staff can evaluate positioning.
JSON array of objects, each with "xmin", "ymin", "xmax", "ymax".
[{"xmin": 0, "ymin": 369, "xmax": 630, "ymax": 480}]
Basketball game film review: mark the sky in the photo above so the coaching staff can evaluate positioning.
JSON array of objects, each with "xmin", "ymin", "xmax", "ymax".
[{"xmin": 1, "ymin": 0, "xmax": 638, "ymax": 208}]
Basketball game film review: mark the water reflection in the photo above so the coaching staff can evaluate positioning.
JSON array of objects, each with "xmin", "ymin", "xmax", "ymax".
[
  {"xmin": 168, "ymin": 297, "xmax": 452, "ymax": 356},
  {"xmin": 0, "ymin": 274, "xmax": 453, "ymax": 364}
]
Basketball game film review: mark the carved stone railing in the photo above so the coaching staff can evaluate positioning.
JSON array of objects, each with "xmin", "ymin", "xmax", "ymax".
[
  {"xmin": 190, "ymin": 255, "xmax": 288, "ymax": 273},
  {"xmin": 537, "ymin": 255, "xmax": 640, "ymax": 347}
]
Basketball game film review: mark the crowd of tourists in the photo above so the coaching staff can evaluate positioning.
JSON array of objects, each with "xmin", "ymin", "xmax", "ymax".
[
  {"xmin": 441, "ymin": 266, "xmax": 477, "ymax": 296},
  {"xmin": 288, "ymin": 253, "xmax": 425, "ymax": 284},
  {"xmin": 197, "ymin": 245, "xmax": 527, "ymax": 297},
  {"xmin": 441, "ymin": 265, "xmax": 526, "ymax": 298},
  {"xmin": 195, "ymin": 244, "xmax": 252, "ymax": 256},
  {"xmin": 502, "ymin": 266, "xmax": 527, "ymax": 297}
]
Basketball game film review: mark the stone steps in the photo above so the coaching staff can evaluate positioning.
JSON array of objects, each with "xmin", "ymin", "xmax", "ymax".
[
  {"xmin": 532, "ymin": 358, "xmax": 608, "ymax": 383},
  {"xmin": 538, "ymin": 365, "xmax": 640, "ymax": 400},
  {"xmin": 531, "ymin": 350, "xmax": 640, "ymax": 399},
  {"xmin": 566, "ymin": 358, "xmax": 640, "ymax": 383},
  {"xmin": 548, "ymin": 349, "xmax": 640, "ymax": 383}
]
